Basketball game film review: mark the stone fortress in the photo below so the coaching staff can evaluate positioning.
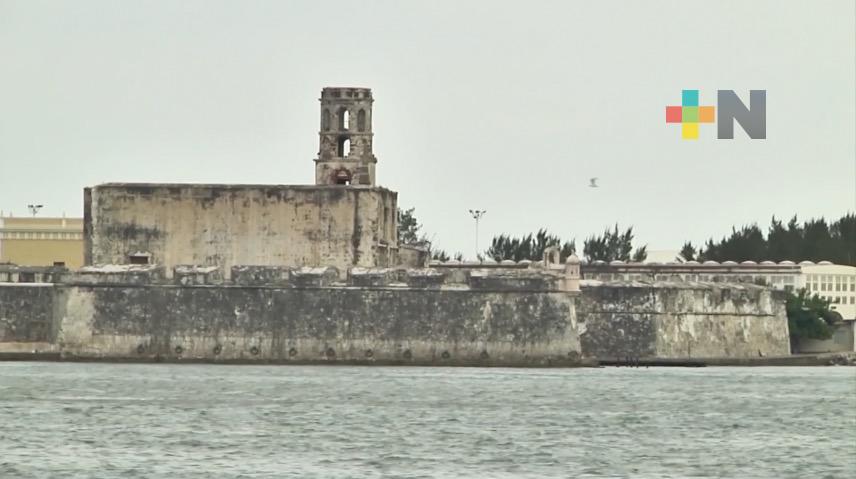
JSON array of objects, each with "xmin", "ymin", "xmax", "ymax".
[
  {"xmin": 85, "ymin": 88, "xmax": 404, "ymax": 275},
  {"xmin": 0, "ymin": 88, "xmax": 791, "ymax": 365}
]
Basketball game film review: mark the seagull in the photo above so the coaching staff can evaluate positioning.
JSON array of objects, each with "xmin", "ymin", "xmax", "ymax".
[{"xmin": 589, "ymin": 178, "xmax": 599, "ymax": 188}]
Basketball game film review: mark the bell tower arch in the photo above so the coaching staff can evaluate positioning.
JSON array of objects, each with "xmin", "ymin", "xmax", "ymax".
[{"xmin": 315, "ymin": 87, "xmax": 376, "ymax": 186}]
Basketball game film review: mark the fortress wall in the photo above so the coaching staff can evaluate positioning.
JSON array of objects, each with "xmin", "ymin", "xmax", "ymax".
[
  {"xmin": 0, "ymin": 283, "xmax": 58, "ymax": 344},
  {"xmin": 0, "ymin": 278, "xmax": 582, "ymax": 366},
  {"xmin": 577, "ymin": 282, "xmax": 790, "ymax": 359},
  {"xmin": 62, "ymin": 285, "xmax": 580, "ymax": 365},
  {"xmin": 1, "ymin": 273, "xmax": 793, "ymax": 364},
  {"xmin": 85, "ymin": 184, "xmax": 398, "ymax": 276}
]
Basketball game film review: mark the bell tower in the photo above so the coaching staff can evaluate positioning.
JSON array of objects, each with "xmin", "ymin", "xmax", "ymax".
[{"xmin": 315, "ymin": 87, "xmax": 376, "ymax": 186}]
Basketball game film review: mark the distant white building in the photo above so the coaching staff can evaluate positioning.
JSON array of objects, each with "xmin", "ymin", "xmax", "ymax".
[{"xmin": 800, "ymin": 262, "xmax": 856, "ymax": 321}]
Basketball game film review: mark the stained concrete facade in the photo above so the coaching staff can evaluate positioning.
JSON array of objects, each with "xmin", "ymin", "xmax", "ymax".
[
  {"xmin": 0, "ymin": 264, "xmax": 584, "ymax": 366},
  {"xmin": 577, "ymin": 281, "xmax": 791, "ymax": 359},
  {"xmin": 84, "ymin": 184, "xmax": 398, "ymax": 277},
  {"xmin": 0, "ymin": 262, "xmax": 793, "ymax": 365}
]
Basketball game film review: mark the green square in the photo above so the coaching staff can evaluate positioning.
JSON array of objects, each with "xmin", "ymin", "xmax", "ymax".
[{"xmin": 682, "ymin": 106, "xmax": 699, "ymax": 122}]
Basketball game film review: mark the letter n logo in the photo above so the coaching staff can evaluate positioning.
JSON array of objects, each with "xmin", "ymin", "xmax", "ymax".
[{"xmin": 717, "ymin": 90, "xmax": 766, "ymax": 139}]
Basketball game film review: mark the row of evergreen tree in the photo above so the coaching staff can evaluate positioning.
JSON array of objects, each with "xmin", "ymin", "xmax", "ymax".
[
  {"xmin": 398, "ymin": 209, "xmax": 854, "ymax": 266},
  {"xmin": 681, "ymin": 214, "xmax": 855, "ymax": 266}
]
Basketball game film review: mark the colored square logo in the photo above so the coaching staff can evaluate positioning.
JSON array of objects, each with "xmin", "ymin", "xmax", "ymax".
[
  {"xmin": 666, "ymin": 90, "xmax": 717, "ymax": 139},
  {"xmin": 665, "ymin": 106, "xmax": 682, "ymax": 123}
]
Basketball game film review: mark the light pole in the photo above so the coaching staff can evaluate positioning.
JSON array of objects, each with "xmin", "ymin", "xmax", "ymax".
[
  {"xmin": 468, "ymin": 209, "xmax": 486, "ymax": 261},
  {"xmin": 27, "ymin": 204, "xmax": 43, "ymax": 217}
]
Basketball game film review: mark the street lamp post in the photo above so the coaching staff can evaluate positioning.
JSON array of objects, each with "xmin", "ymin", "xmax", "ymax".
[{"xmin": 468, "ymin": 209, "xmax": 486, "ymax": 261}]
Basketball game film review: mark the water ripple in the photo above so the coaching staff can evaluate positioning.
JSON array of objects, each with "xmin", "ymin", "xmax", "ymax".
[{"xmin": 0, "ymin": 363, "xmax": 854, "ymax": 478}]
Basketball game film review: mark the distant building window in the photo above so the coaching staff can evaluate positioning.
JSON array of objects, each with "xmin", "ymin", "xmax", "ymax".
[
  {"xmin": 53, "ymin": 261, "xmax": 65, "ymax": 267},
  {"xmin": 19, "ymin": 272, "xmax": 35, "ymax": 283}
]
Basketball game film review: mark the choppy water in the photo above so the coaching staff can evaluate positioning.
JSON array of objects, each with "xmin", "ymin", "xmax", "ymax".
[{"xmin": 0, "ymin": 363, "xmax": 854, "ymax": 478}]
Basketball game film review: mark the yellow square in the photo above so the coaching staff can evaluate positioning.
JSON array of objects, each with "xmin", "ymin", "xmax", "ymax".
[{"xmin": 682, "ymin": 123, "xmax": 699, "ymax": 139}]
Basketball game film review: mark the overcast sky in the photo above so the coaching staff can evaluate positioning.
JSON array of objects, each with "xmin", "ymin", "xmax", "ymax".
[{"xmin": 1, "ymin": 0, "xmax": 854, "ymax": 257}]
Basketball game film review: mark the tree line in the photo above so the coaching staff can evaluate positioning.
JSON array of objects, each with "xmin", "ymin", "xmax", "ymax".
[
  {"xmin": 398, "ymin": 208, "xmax": 854, "ymax": 266},
  {"xmin": 680, "ymin": 214, "xmax": 855, "ymax": 266}
]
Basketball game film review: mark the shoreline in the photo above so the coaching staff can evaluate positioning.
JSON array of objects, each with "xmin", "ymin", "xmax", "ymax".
[{"xmin": 1, "ymin": 351, "xmax": 853, "ymax": 367}]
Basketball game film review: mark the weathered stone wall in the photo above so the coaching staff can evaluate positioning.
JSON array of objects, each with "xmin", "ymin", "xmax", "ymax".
[
  {"xmin": 55, "ymin": 285, "xmax": 579, "ymax": 365},
  {"xmin": 1, "ymin": 278, "xmax": 581, "ymax": 366},
  {"xmin": 1, "ymin": 273, "xmax": 793, "ymax": 364},
  {"xmin": 577, "ymin": 282, "xmax": 790, "ymax": 359},
  {"xmin": 84, "ymin": 184, "xmax": 398, "ymax": 276},
  {"xmin": 0, "ymin": 284, "xmax": 57, "ymax": 343},
  {"xmin": 795, "ymin": 321, "xmax": 855, "ymax": 353}
]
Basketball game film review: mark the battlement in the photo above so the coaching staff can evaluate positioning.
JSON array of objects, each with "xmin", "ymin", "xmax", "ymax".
[
  {"xmin": 320, "ymin": 87, "xmax": 373, "ymax": 100},
  {"xmin": 0, "ymin": 259, "xmax": 581, "ymax": 293}
]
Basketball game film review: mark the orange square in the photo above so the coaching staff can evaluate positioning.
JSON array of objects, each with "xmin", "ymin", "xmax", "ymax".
[{"xmin": 699, "ymin": 106, "xmax": 715, "ymax": 123}]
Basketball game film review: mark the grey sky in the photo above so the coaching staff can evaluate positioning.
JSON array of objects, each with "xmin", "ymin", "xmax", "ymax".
[{"xmin": 1, "ymin": 0, "xmax": 854, "ymax": 258}]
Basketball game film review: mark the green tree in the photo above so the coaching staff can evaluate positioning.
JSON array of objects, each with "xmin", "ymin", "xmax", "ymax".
[
  {"xmin": 698, "ymin": 225, "xmax": 766, "ymax": 262},
  {"xmin": 486, "ymin": 229, "xmax": 575, "ymax": 262},
  {"xmin": 431, "ymin": 249, "xmax": 450, "ymax": 262},
  {"xmin": 431, "ymin": 250, "xmax": 463, "ymax": 262},
  {"xmin": 677, "ymin": 242, "xmax": 696, "ymax": 262},
  {"xmin": 583, "ymin": 225, "xmax": 647, "ymax": 263},
  {"xmin": 632, "ymin": 245, "xmax": 648, "ymax": 263},
  {"xmin": 692, "ymin": 213, "xmax": 855, "ymax": 266},
  {"xmin": 397, "ymin": 207, "xmax": 422, "ymax": 245},
  {"xmin": 786, "ymin": 290, "xmax": 842, "ymax": 345}
]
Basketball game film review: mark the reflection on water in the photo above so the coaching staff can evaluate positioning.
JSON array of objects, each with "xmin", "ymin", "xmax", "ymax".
[{"xmin": 1, "ymin": 363, "xmax": 854, "ymax": 478}]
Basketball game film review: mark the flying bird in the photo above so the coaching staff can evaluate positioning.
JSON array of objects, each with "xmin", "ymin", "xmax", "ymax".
[{"xmin": 589, "ymin": 178, "xmax": 599, "ymax": 188}]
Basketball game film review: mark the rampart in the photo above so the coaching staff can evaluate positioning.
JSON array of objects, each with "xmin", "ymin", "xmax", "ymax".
[
  {"xmin": 0, "ymin": 264, "xmax": 583, "ymax": 366},
  {"xmin": 0, "ymin": 263, "xmax": 791, "ymax": 365},
  {"xmin": 577, "ymin": 280, "xmax": 790, "ymax": 359}
]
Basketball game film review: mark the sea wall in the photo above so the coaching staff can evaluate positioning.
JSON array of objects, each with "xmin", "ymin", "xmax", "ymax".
[
  {"xmin": 0, "ymin": 265, "xmax": 583, "ymax": 366},
  {"xmin": 0, "ymin": 283, "xmax": 57, "ymax": 343},
  {"xmin": 0, "ymin": 268, "xmax": 792, "ymax": 365},
  {"xmin": 577, "ymin": 281, "xmax": 791, "ymax": 359}
]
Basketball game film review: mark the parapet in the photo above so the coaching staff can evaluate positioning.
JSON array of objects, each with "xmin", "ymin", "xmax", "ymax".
[
  {"xmin": 11, "ymin": 259, "xmax": 581, "ymax": 292},
  {"xmin": 292, "ymin": 267, "xmax": 339, "ymax": 287},
  {"xmin": 0, "ymin": 264, "xmax": 67, "ymax": 284},
  {"xmin": 71, "ymin": 264, "xmax": 164, "ymax": 285},
  {"xmin": 348, "ymin": 268, "xmax": 398, "ymax": 287},
  {"xmin": 468, "ymin": 269, "xmax": 561, "ymax": 291},
  {"xmin": 320, "ymin": 87, "xmax": 372, "ymax": 100},
  {"xmin": 406, "ymin": 269, "xmax": 446, "ymax": 289},
  {"xmin": 230, "ymin": 266, "xmax": 292, "ymax": 287},
  {"xmin": 174, "ymin": 265, "xmax": 222, "ymax": 286}
]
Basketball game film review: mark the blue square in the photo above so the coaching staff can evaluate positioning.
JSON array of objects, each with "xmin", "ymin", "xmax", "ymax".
[{"xmin": 682, "ymin": 90, "xmax": 699, "ymax": 106}]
